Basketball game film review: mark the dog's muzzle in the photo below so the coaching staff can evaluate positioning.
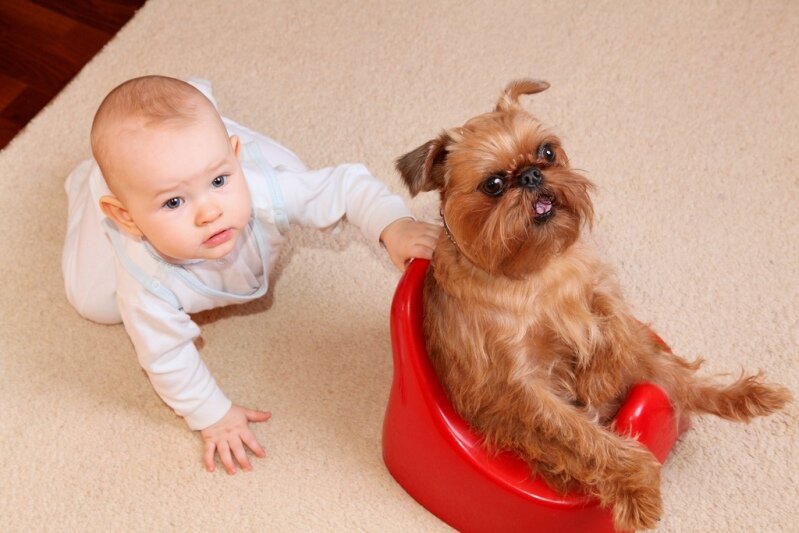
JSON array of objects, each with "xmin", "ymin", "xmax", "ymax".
[
  {"xmin": 534, "ymin": 195, "xmax": 554, "ymax": 222},
  {"xmin": 518, "ymin": 166, "xmax": 544, "ymax": 189},
  {"xmin": 517, "ymin": 167, "xmax": 555, "ymax": 222}
]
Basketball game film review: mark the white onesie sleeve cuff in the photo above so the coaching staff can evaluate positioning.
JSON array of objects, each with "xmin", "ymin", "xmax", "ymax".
[
  {"xmin": 362, "ymin": 197, "xmax": 414, "ymax": 244},
  {"xmin": 184, "ymin": 389, "xmax": 233, "ymax": 431}
]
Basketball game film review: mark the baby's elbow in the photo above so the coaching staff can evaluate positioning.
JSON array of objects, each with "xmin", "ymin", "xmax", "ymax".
[{"xmin": 64, "ymin": 284, "xmax": 121, "ymax": 325}]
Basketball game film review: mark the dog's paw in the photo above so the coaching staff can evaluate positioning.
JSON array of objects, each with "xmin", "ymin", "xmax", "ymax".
[
  {"xmin": 607, "ymin": 444, "xmax": 663, "ymax": 531},
  {"xmin": 612, "ymin": 481, "xmax": 662, "ymax": 531}
]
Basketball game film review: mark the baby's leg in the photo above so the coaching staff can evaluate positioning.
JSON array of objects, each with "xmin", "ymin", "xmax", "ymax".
[{"xmin": 61, "ymin": 160, "xmax": 120, "ymax": 324}]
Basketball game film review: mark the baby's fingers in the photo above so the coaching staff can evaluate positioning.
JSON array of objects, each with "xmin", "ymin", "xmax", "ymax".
[
  {"xmin": 241, "ymin": 430, "xmax": 267, "ymax": 459},
  {"xmin": 421, "ymin": 222, "xmax": 443, "ymax": 238},
  {"xmin": 245, "ymin": 408, "xmax": 272, "ymax": 423},
  {"xmin": 416, "ymin": 237, "xmax": 438, "ymax": 256},
  {"xmin": 217, "ymin": 440, "xmax": 237, "ymax": 475},
  {"xmin": 230, "ymin": 439, "xmax": 252, "ymax": 472},
  {"xmin": 203, "ymin": 440, "xmax": 217, "ymax": 472}
]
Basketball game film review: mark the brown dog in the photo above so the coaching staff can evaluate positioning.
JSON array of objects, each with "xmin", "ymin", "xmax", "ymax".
[{"xmin": 396, "ymin": 79, "xmax": 791, "ymax": 531}]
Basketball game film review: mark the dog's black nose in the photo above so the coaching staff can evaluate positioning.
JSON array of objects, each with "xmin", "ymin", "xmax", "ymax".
[{"xmin": 518, "ymin": 167, "xmax": 544, "ymax": 188}]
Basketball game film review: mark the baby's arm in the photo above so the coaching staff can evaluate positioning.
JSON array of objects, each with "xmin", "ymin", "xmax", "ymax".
[
  {"xmin": 118, "ymin": 289, "xmax": 270, "ymax": 474},
  {"xmin": 274, "ymin": 163, "xmax": 439, "ymax": 269}
]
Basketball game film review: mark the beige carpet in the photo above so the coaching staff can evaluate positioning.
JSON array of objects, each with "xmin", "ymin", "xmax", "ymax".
[{"xmin": 1, "ymin": 0, "xmax": 797, "ymax": 531}]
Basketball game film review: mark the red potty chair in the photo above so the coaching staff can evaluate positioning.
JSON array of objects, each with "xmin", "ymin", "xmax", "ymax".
[{"xmin": 382, "ymin": 259, "xmax": 689, "ymax": 533}]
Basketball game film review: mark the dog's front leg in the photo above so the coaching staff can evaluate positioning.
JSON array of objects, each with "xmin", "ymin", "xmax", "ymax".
[{"xmin": 472, "ymin": 376, "xmax": 663, "ymax": 531}]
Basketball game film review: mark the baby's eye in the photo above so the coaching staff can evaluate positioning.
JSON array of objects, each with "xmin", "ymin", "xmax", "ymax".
[
  {"xmin": 163, "ymin": 197, "xmax": 183, "ymax": 210},
  {"xmin": 212, "ymin": 175, "xmax": 227, "ymax": 188}
]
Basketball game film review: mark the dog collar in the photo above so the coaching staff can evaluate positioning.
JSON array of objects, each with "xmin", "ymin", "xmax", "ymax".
[
  {"xmin": 440, "ymin": 208, "xmax": 459, "ymax": 249},
  {"xmin": 441, "ymin": 208, "xmax": 485, "ymax": 270}
]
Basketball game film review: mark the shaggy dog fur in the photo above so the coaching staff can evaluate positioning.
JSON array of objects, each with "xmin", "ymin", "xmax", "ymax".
[{"xmin": 396, "ymin": 80, "xmax": 792, "ymax": 531}]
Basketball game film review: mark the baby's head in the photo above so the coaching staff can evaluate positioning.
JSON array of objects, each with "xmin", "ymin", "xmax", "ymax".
[{"xmin": 93, "ymin": 75, "xmax": 252, "ymax": 262}]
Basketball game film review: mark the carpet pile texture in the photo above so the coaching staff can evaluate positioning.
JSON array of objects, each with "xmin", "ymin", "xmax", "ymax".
[{"xmin": 1, "ymin": 1, "xmax": 796, "ymax": 530}]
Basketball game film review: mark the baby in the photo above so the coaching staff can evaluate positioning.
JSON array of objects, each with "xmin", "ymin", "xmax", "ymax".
[{"xmin": 61, "ymin": 75, "xmax": 439, "ymax": 474}]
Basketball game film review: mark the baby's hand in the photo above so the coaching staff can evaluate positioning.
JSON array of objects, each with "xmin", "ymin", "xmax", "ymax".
[
  {"xmin": 200, "ymin": 404, "xmax": 271, "ymax": 474},
  {"xmin": 380, "ymin": 218, "xmax": 441, "ymax": 271}
]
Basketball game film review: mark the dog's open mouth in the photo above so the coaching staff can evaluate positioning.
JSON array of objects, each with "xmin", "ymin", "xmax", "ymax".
[{"xmin": 533, "ymin": 195, "xmax": 555, "ymax": 222}]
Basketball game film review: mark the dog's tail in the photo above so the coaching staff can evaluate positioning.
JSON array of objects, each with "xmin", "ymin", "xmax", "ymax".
[
  {"xmin": 679, "ymin": 370, "xmax": 792, "ymax": 422},
  {"xmin": 496, "ymin": 79, "xmax": 550, "ymax": 112}
]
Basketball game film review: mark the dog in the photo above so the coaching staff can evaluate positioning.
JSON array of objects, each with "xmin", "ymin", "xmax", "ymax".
[{"xmin": 395, "ymin": 79, "xmax": 792, "ymax": 531}]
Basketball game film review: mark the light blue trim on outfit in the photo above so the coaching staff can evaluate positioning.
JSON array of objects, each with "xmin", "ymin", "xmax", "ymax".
[
  {"xmin": 244, "ymin": 141, "xmax": 290, "ymax": 234},
  {"xmin": 163, "ymin": 217, "xmax": 270, "ymax": 303},
  {"xmin": 103, "ymin": 219, "xmax": 184, "ymax": 310},
  {"xmin": 103, "ymin": 143, "xmax": 287, "ymax": 308}
]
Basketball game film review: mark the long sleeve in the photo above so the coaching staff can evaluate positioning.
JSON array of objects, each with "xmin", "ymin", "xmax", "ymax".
[
  {"xmin": 274, "ymin": 163, "xmax": 413, "ymax": 243},
  {"xmin": 117, "ymin": 285, "xmax": 231, "ymax": 430}
]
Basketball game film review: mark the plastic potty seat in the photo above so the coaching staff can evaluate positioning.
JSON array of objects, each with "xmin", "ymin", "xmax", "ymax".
[{"xmin": 382, "ymin": 258, "xmax": 689, "ymax": 533}]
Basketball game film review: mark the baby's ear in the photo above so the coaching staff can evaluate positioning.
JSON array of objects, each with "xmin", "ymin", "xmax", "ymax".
[
  {"xmin": 100, "ymin": 196, "xmax": 142, "ymax": 237},
  {"xmin": 395, "ymin": 132, "xmax": 450, "ymax": 197},
  {"xmin": 229, "ymin": 134, "xmax": 241, "ymax": 158}
]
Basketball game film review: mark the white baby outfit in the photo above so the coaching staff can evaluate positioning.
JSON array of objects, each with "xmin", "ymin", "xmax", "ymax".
[{"xmin": 61, "ymin": 79, "xmax": 411, "ymax": 430}]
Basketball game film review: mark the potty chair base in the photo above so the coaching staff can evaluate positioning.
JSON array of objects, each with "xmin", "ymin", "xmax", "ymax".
[{"xmin": 382, "ymin": 259, "xmax": 688, "ymax": 533}]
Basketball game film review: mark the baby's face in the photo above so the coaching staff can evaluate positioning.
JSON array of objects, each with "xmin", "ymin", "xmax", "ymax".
[{"xmin": 111, "ymin": 110, "xmax": 252, "ymax": 262}]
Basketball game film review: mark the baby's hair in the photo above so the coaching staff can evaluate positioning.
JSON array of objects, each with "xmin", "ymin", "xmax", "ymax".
[{"xmin": 90, "ymin": 75, "xmax": 211, "ymax": 189}]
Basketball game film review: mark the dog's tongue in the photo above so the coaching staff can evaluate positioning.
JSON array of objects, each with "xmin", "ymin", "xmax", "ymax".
[{"xmin": 535, "ymin": 197, "xmax": 553, "ymax": 216}]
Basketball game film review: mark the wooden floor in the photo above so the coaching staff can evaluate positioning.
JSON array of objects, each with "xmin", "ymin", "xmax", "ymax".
[{"xmin": 0, "ymin": 0, "xmax": 146, "ymax": 150}]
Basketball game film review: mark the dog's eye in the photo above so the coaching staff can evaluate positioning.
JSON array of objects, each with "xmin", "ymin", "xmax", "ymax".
[
  {"xmin": 480, "ymin": 175, "xmax": 506, "ymax": 196},
  {"xmin": 540, "ymin": 144, "xmax": 556, "ymax": 163}
]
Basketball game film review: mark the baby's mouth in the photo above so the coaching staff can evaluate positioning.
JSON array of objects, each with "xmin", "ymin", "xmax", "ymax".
[
  {"xmin": 533, "ymin": 194, "xmax": 555, "ymax": 223},
  {"xmin": 204, "ymin": 228, "xmax": 233, "ymax": 247}
]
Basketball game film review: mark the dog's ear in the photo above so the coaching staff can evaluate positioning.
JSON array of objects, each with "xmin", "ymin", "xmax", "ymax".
[
  {"xmin": 396, "ymin": 132, "xmax": 451, "ymax": 196},
  {"xmin": 495, "ymin": 79, "xmax": 550, "ymax": 112}
]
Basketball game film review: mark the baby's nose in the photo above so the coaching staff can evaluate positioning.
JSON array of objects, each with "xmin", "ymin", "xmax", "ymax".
[{"xmin": 196, "ymin": 202, "xmax": 222, "ymax": 225}]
